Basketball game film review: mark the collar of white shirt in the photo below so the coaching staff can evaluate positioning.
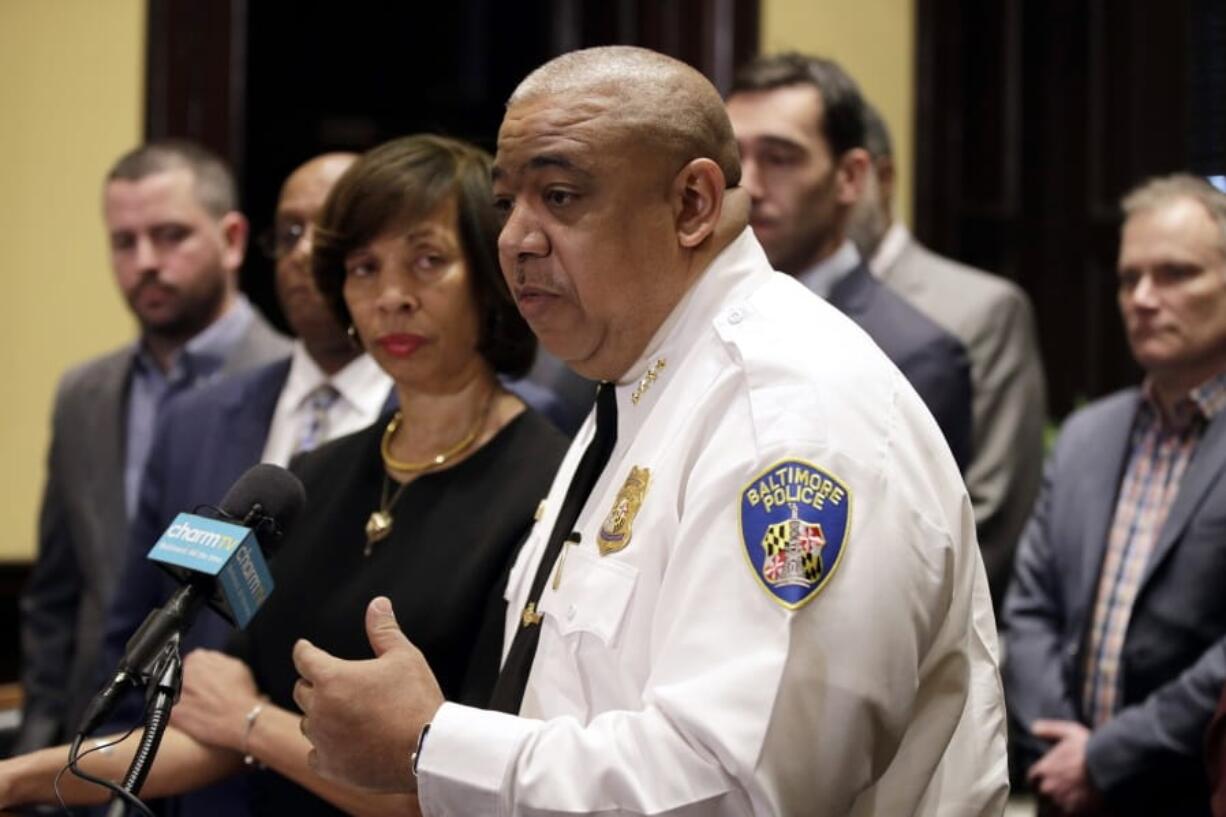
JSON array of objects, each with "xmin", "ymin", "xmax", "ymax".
[
  {"xmin": 611, "ymin": 227, "xmax": 774, "ymax": 443},
  {"xmin": 794, "ymin": 239, "xmax": 861, "ymax": 299},
  {"xmin": 868, "ymin": 221, "xmax": 911, "ymax": 278},
  {"xmin": 261, "ymin": 342, "xmax": 393, "ymax": 466}
]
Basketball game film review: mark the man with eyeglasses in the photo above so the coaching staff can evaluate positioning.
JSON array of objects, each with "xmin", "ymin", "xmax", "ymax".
[
  {"xmin": 17, "ymin": 140, "xmax": 291, "ymax": 756},
  {"xmin": 89, "ymin": 152, "xmax": 393, "ymax": 816}
]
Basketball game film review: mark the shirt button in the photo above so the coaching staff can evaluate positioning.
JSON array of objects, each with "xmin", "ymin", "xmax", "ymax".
[
  {"xmin": 727, "ymin": 307, "xmax": 744, "ymax": 324},
  {"xmin": 566, "ymin": 605, "xmax": 577, "ymax": 621}
]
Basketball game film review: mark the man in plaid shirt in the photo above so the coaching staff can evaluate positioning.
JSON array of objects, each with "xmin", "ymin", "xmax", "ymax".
[{"xmin": 1005, "ymin": 173, "xmax": 1226, "ymax": 817}]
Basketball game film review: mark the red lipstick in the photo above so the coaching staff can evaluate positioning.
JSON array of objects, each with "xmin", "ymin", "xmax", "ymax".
[{"xmin": 377, "ymin": 333, "xmax": 426, "ymax": 357}]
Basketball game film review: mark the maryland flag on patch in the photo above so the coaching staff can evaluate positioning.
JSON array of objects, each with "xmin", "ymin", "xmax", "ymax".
[
  {"xmin": 761, "ymin": 505, "xmax": 826, "ymax": 587},
  {"xmin": 740, "ymin": 459, "xmax": 851, "ymax": 609}
]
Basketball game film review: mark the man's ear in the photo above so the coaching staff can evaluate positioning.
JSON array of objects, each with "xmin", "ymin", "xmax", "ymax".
[
  {"xmin": 672, "ymin": 158, "xmax": 725, "ymax": 249},
  {"xmin": 834, "ymin": 147, "xmax": 871, "ymax": 207},
  {"xmin": 875, "ymin": 154, "xmax": 897, "ymax": 213},
  {"xmin": 219, "ymin": 211, "xmax": 250, "ymax": 274}
]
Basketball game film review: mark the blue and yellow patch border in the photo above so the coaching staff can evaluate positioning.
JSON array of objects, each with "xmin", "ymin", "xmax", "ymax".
[{"xmin": 738, "ymin": 458, "xmax": 853, "ymax": 610}]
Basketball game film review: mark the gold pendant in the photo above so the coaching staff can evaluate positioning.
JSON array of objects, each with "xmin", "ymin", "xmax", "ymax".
[
  {"xmin": 364, "ymin": 510, "xmax": 393, "ymax": 556},
  {"xmin": 598, "ymin": 466, "xmax": 650, "ymax": 555}
]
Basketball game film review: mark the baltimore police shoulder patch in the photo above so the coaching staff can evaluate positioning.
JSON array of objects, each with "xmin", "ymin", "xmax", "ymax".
[{"xmin": 739, "ymin": 459, "xmax": 852, "ymax": 610}]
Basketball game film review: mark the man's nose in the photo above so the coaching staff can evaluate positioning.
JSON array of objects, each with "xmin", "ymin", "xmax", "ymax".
[
  {"xmin": 499, "ymin": 205, "xmax": 548, "ymax": 262},
  {"xmin": 739, "ymin": 159, "xmax": 764, "ymax": 200},
  {"xmin": 134, "ymin": 235, "xmax": 159, "ymax": 272},
  {"xmin": 1131, "ymin": 273, "xmax": 1160, "ymax": 308}
]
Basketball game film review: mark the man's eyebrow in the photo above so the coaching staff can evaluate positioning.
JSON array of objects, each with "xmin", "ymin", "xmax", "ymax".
[
  {"xmin": 491, "ymin": 153, "xmax": 593, "ymax": 183},
  {"xmin": 750, "ymin": 135, "xmax": 807, "ymax": 153}
]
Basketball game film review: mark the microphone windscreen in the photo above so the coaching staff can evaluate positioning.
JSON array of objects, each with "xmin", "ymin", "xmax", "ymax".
[{"xmin": 218, "ymin": 463, "xmax": 307, "ymax": 536}]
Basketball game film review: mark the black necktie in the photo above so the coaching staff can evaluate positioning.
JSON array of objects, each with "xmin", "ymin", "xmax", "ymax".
[{"xmin": 488, "ymin": 382, "xmax": 619, "ymax": 713}]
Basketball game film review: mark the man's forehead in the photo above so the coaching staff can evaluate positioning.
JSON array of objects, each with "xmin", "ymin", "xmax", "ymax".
[
  {"xmin": 104, "ymin": 168, "xmax": 206, "ymax": 223},
  {"xmin": 105, "ymin": 168, "xmax": 198, "ymax": 208},
  {"xmin": 493, "ymin": 94, "xmax": 620, "ymax": 177},
  {"xmin": 1119, "ymin": 207, "xmax": 1221, "ymax": 266},
  {"xmin": 728, "ymin": 85, "xmax": 824, "ymax": 143},
  {"xmin": 280, "ymin": 154, "xmax": 355, "ymax": 208}
]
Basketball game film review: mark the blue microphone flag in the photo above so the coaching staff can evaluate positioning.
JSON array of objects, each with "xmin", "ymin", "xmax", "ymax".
[{"xmin": 147, "ymin": 512, "xmax": 274, "ymax": 628}]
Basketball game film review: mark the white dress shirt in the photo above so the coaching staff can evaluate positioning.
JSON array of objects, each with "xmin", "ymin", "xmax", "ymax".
[
  {"xmin": 417, "ymin": 229, "xmax": 1008, "ymax": 816},
  {"xmin": 259, "ymin": 342, "xmax": 393, "ymax": 466},
  {"xmin": 868, "ymin": 222, "xmax": 911, "ymax": 278}
]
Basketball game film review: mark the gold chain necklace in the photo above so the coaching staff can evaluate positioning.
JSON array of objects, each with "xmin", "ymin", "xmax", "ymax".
[
  {"xmin": 364, "ymin": 392, "xmax": 495, "ymax": 554},
  {"xmin": 379, "ymin": 407, "xmax": 486, "ymax": 473}
]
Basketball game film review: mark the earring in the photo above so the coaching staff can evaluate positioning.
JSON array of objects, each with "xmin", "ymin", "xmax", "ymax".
[{"xmin": 347, "ymin": 325, "xmax": 363, "ymax": 349}]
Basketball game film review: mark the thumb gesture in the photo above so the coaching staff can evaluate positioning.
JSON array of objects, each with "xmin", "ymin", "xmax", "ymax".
[{"xmin": 366, "ymin": 596, "xmax": 412, "ymax": 658}]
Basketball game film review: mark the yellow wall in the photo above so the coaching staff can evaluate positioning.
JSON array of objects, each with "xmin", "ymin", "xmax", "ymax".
[
  {"xmin": 0, "ymin": 0, "xmax": 146, "ymax": 561},
  {"xmin": 761, "ymin": 0, "xmax": 915, "ymax": 227}
]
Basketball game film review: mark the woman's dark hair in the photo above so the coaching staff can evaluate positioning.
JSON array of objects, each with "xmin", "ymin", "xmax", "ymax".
[{"xmin": 312, "ymin": 134, "xmax": 535, "ymax": 377}]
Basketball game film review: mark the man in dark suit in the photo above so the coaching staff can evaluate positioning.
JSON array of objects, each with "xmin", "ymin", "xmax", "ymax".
[
  {"xmin": 16, "ymin": 141, "xmax": 291, "ymax": 753},
  {"xmin": 1005, "ymin": 174, "xmax": 1226, "ymax": 817},
  {"xmin": 725, "ymin": 52, "xmax": 972, "ymax": 469},
  {"xmin": 848, "ymin": 102, "xmax": 1048, "ymax": 610}
]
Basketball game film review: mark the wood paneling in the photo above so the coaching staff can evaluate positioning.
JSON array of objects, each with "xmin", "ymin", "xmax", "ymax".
[
  {"xmin": 915, "ymin": 0, "xmax": 1223, "ymax": 417},
  {"xmin": 145, "ymin": 0, "xmax": 757, "ymax": 333}
]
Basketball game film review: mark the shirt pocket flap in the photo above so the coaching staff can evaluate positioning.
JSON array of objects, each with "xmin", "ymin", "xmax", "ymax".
[{"xmin": 537, "ymin": 545, "xmax": 638, "ymax": 648}]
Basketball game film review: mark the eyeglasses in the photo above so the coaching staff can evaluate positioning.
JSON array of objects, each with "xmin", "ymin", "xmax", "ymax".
[{"xmin": 257, "ymin": 220, "xmax": 309, "ymax": 260}]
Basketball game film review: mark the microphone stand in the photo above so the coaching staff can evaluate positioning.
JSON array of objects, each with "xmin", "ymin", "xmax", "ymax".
[{"xmin": 104, "ymin": 636, "xmax": 183, "ymax": 817}]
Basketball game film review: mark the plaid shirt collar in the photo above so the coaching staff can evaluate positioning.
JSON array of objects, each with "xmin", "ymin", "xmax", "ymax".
[{"xmin": 1139, "ymin": 370, "xmax": 1226, "ymax": 432}]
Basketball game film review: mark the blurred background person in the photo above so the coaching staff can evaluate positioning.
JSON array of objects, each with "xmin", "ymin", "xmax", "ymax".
[
  {"xmin": 726, "ymin": 52, "xmax": 974, "ymax": 472},
  {"xmin": 0, "ymin": 134, "xmax": 569, "ymax": 816},
  {"xmin": 1005, "ymin": 174, "xmax": 1226, "ymax": 817},
  {"xmin": 97, "ymin": 150, "xmax": 392, "ymax": 816},
  {"xmin": 16, "ymin": 140, "xmax": 290, "ymax": 756},
  {"xmin": 848, "ymin": 101, "xmax": 1048, "ymax": 611}
]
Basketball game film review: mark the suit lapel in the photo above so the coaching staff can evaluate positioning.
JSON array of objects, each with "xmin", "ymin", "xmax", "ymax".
[
  {"xmin": 219, "ymin": 310, "xmax": 291, "ymax": 378},
  {"xmin": 83, "ymin": 354, "xmax": 134, "ymax": 584},
  {"xmin": 1075, "ymin": 394, "xmax": 1141, "ymax": 615},
  {"xmin": 824, "ymin": 263, "xmax": 874, "ymax": 316},
  {"xmin": 1140, "ymin": 409, "xmax": 1226, "ymax": 586},
  {"xmin": 219, "ymin": 360, "xmax": 291, "ymax": 465}
]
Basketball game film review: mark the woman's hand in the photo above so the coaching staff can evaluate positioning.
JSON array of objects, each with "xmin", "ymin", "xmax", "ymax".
[{"xmin": 171, "ymin": 649, "xmax": 262, "ymax": 752}]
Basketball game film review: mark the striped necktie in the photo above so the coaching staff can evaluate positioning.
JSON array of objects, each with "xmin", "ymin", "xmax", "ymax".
[{"xmin": 294, "ymin": 383, "xmax": 341, "ymax": 455}]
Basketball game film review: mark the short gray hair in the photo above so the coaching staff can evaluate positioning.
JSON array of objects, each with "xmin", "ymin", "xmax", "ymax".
[{"xmin": 1122, "ymin": 173, "xmax": 1226, "ymax": 257}]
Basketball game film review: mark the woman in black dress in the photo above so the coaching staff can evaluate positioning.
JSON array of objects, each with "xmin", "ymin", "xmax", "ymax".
[{"xmin": 0, "ymin": 135, "xmax": 569, "ymax": 816}]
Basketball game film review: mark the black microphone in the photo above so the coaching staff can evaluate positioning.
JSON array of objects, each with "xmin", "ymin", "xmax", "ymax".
[{"xmin": 77, "ymin": 464, "xmax": 306, "ymax": 737}]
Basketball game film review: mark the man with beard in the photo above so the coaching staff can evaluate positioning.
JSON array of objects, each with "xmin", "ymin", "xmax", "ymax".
[{"xmin": 16, "ymin": 140, "xmax": 289, "ymax": 753}]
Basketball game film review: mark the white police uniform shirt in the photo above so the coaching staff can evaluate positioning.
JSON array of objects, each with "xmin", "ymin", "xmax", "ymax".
[{"xmin": 418, "ymin": 228, "xmax": 1008, "ymax": 816}]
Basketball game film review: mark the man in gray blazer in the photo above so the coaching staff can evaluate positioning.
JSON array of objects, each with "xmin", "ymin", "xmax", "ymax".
[
  {"xmin": 848, "ymin": 104, "xmax": 1048, "ymax": 611},
  {"xmin": 1004, "ymin": 174, "xmax": 1226, "ymax": 817},
  {"xmin": 15, "ymin": 141, "xmax": 290, "ymax": 752}
]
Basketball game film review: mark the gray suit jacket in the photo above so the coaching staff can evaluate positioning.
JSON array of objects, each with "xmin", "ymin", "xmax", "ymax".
[
  {"xmin": 877, "ymin": 235, "xmax": 1047, "ymax": 608},
  {"xmin": 16, "ymin": 310, "xmax": 289, "ymax": 752},
  {"xmin": 1004, "ymin": 389, "xmax": 1226, "ymax": 817}
]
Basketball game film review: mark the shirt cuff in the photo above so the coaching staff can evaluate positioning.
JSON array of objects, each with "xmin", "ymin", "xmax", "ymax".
[{"xmin": 417, "ymin": 701, "xmax": 539, "ymax": 817}]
